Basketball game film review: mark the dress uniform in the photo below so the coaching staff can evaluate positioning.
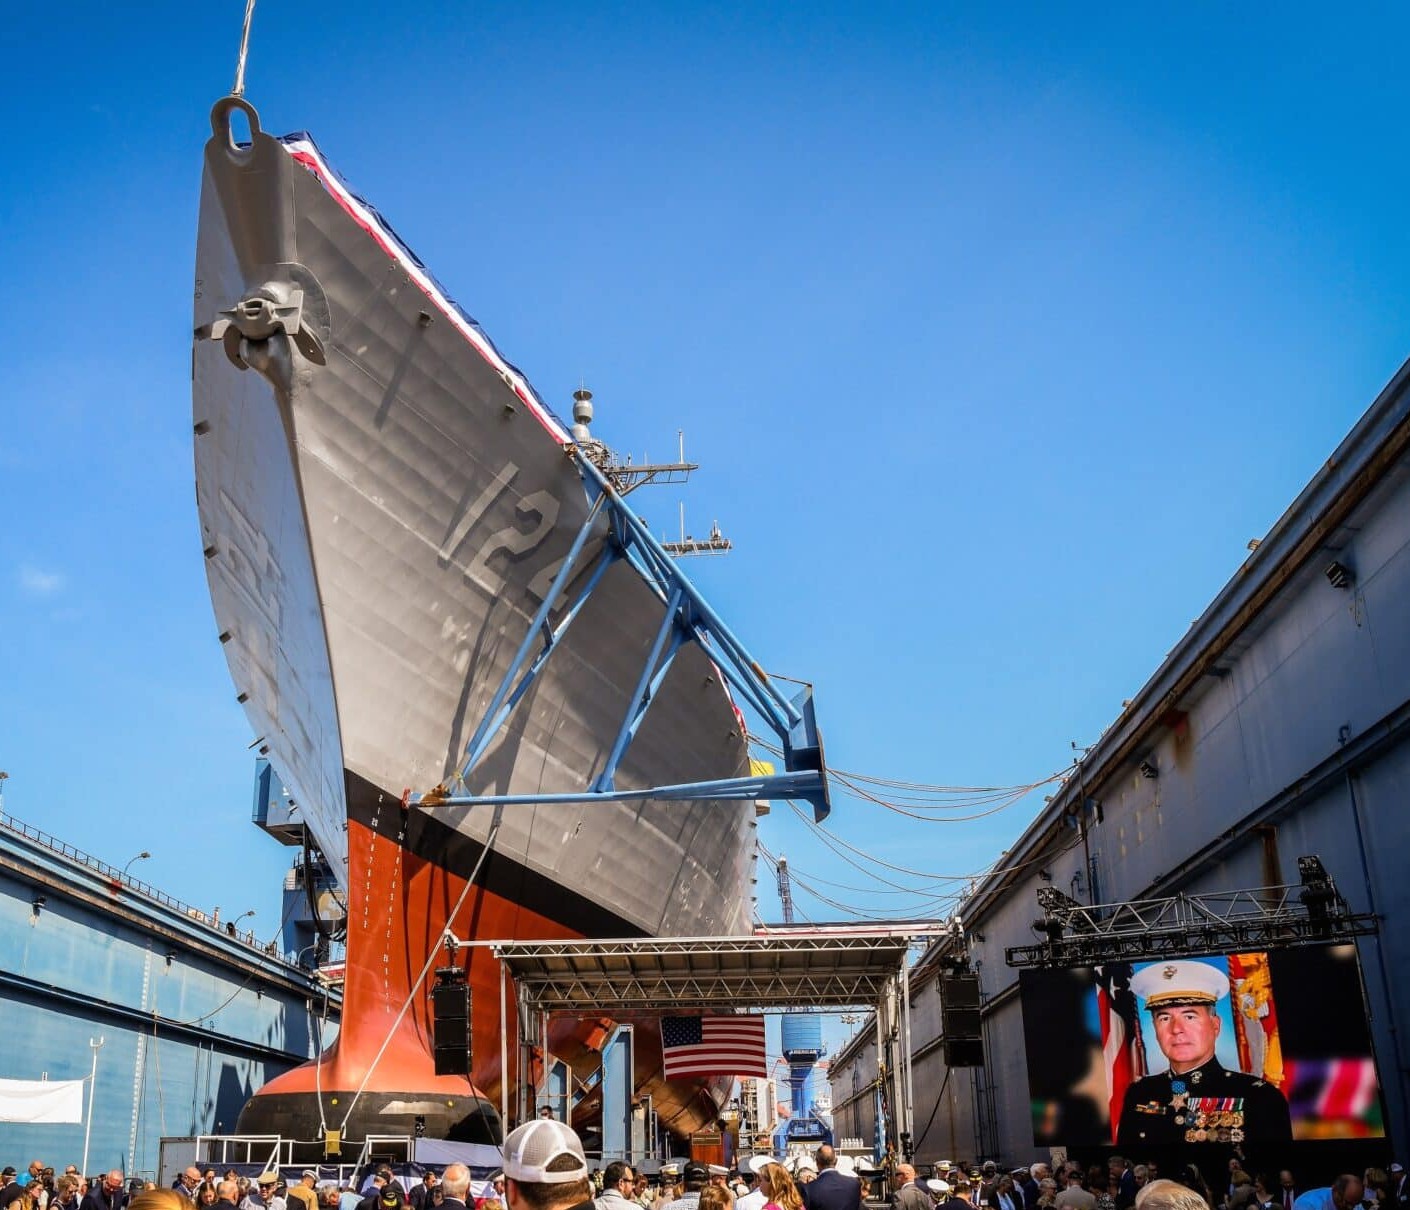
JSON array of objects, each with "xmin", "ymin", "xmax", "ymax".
[{"xmin": 1115, "ymin": 960, "xmax": 1292, "ymax": 1146}]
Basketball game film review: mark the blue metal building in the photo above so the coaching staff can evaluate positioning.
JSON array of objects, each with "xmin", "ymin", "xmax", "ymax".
[{"xmin": 0, "ymin": 812, "xmax": 337, "ymax": 1177}]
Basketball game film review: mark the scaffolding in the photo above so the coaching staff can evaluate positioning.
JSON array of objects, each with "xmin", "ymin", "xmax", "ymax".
[
  {"xmin": 1005, "ymin": 857, "xmax": 1378, "ymax": 968},
  {"xmin": 451, "ymin": 922, "xmax": 943, "ymax": 1162}
]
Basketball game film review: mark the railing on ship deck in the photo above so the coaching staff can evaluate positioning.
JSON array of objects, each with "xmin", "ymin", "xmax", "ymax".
[{"xmin": 0, "ymin": 810, "xmax": 297, "ymax": 966}]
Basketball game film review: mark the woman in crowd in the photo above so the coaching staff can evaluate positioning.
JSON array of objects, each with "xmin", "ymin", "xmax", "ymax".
[
  {"xmin": 1252, "ymin": 1175, "xmax": 1277, "ymax": 1210},
  {"xmin": 1036, "ymin": 1180, "xmax": 1058, "ymax": 1209},
  {"xmin": 1227, "ymin": 1172, "xmax": 1256, "ymax": 1210},
  {"xmin": 1176, "ymin": 1166, "xmax": 1215, "ymax": 1209},
  {"xmin": 759, "ymin": 1165, "xmax": 802, "ymax": 1210},
  {"xmin": 52, "ymin": 1176, "xmax": 81, "ymax": 1210},
  {"xmin": 128, "ymin": 1193, "xmax": 190, "ymax": 1210},
  {"xmin": 699, "ymin": 1187, "xmax": 733, "ymax": 1210},
  {"xmin": 1363, "ymin": 1171, "xmax": 1390, "ymax": 1209},
  {"xmin": 197, "ymin": 1184, "xmax": 220, "ymax": 1209},
  {"xmin": 1089, "ymin": 1167, "xmax": 1115, "ymax": 1210}
]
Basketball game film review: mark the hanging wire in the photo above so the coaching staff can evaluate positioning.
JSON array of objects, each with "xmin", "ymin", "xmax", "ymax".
[
  {"xmin": 751, "ymin": 736, "xmax": 1068, "ymax": 817},
  {"xmin": 750, "ymin": 738, "xmax": 1088, "ymax": 920},
  {"xmin": 758, "ymin": 841, "xmax": 969, "ymax": 920},
  {"xmin": 232, "ymin": 0, "xmax": 257, "ymax": 96}
]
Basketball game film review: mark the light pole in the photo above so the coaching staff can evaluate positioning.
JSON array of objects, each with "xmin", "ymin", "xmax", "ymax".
[
  {"xmin": 122, "ymin": 851, "xmax": 151, "ymax": 879},
  {"xmin": 232, "ymin": 909, "xmax": 256, "ymax": 930},
  {"xmin": 81, "ymin": 1036, "xmax": 104, "ymax": 1174}
]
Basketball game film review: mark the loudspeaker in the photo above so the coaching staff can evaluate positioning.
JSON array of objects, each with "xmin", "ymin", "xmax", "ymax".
[
  {"xmin": 940, "ymin": 972, "xmax": 983, "ymax": 1067},
  {"xmin": 940, "ymin": 973, "xmax": 981, "ymax": 1008},
  {"xmin": 943, "ymin": 1038, "xmax": 985, "ymax": 1067},
  {"xmin": 942, "ymin": 1006, "xmax": 982, "ymax": 1037},
  {"xmin": 432, "ymin": 968, "xmax": 471, "ymax": 1076}
]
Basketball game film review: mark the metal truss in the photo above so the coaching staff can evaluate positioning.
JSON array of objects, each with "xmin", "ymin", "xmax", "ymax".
[
  {"xmin": 459, "ymin": 929, "xmax": 938, "ymax": 1014},
  {"xmin": 415, "ymin": 443, "xmax": 830, "ymax": 820},
  {"xmin": 1006, "ymin": 865, "xmax": 1378, "ymax": 968}
]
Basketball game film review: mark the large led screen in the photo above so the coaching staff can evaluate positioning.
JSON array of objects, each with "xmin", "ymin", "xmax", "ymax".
[{"xmin": 1019, "ymin": 945, "xmax": 1384, "ymax": 1147}]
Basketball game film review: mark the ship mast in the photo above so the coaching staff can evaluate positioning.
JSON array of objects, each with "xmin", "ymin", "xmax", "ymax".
[{"xmin": 569, "ymin": 387, "xmax": 733, "ymax": 556}]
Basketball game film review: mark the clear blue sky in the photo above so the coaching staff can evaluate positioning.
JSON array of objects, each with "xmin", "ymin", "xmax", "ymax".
[{"xmin": 3, "ymin": 4, "xmax": 1409, "ymax": 1058}]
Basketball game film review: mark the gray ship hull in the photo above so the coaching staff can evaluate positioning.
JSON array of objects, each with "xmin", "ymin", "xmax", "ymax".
[{"xmin": 192, "ymin": 99, "xmax": 752, "ymax": 1138}]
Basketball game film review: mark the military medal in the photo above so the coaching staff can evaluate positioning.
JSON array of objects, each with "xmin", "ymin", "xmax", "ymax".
[
  {"xmin": 1171, "ymin": 1079, "xmax": 1187, "ymax": 1095},
  {"xmin": 1185, "ymin": 1129, "xmax": 1197, "ymax": 1143},
  {"xmin": 1170, "ymin": 1089, "xmax": 1188, "ymax": 1125},
  {"xmin": 1230, "ymin": 1128, "xmax": 1245, "ymax": 1143}
]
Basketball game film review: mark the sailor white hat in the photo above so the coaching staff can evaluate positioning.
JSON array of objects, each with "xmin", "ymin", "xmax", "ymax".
[
  {"xmin": 746, "ymin": 1157, "xmax": 773, "ymax": 1176},
  {"xmin": 1130, "ymin": 960, "xmax": 1228, "ymax": 1010},
  {"xmin": 707, "ymin": 1166, "xmax": 728, "ymax": 1178},
  {"xmin": 927, "ymin": 1181, "xmax": 951, "ymax": 1195},
  {"xmin": 795, "ymin": 1156, "xmax": 817, "ymax": 1174},
  {"xmin": 660, "ymin": 1164, "xmax": 681, "ymax": 1179},
  {"xmin": 834, "ymin": 1157, "xmax": 857, "ymax": 1180}
]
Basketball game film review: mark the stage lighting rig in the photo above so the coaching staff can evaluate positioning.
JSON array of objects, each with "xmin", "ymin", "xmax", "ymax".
[{"xmin": 1007, "ymin": 855, "xmax": 1377, "ymax": 968}]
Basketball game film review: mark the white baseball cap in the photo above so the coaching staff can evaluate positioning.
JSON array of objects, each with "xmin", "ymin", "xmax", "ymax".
[{"xmin": 501, "ymin": 1119, "xmax": 588, "ymax": 1184}]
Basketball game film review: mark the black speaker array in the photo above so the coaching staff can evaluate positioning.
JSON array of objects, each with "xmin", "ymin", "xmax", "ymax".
[
  {"xmin": 940, "ymin": 973, "xmax": 984, "ymax": 1067},
  {"xmin": 432, "ymin": 967, "xmax": 472, "ymax": 1076}
]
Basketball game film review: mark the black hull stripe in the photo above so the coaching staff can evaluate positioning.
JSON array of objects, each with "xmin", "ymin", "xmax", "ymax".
[{"xmin": 345, "ymin": 769, "xmax": 647, "ymax": 941}]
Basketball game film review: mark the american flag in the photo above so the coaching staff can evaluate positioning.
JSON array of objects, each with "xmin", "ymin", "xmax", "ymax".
[
  {"xmin": 661, "ymin": 1015, "xmax": 768, "ymax": 1079},
  {"xmin": 1096, "ymin": 964, "xmax": 1145, "ymax": 1142}
]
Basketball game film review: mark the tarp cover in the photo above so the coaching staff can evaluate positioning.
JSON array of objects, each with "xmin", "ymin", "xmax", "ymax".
[
  {"xmin": 0, "ymin": 1078, "xmax": 84, "ymax": 1123},
  {"xmin": 411, "ymin": 1139, "xmax": 504, "ymax": 1176}
]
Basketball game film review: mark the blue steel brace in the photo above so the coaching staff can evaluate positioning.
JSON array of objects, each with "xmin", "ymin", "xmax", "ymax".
[{"xmin": 421, "ymin": 444, "xmax": 830, "ymax": 821}]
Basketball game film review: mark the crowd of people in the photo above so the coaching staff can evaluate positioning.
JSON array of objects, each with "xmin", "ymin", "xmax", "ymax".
[
  {"xmin": 1, "ymin": 1135, "xmax": 1407, "ymax": 1210},
  {"xmin": 886, "ymin": 1157, "xmax": 1410, "ymax": 1210}
]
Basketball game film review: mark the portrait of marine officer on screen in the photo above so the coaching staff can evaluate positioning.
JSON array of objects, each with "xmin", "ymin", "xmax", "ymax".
[{"xmin": 1117, "ymin": 960, "xmax": 1292, "ymax": 1146}]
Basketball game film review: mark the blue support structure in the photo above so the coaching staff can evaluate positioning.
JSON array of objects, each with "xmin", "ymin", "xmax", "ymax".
[
  {"xmin": 600, "ymin": 1025, "xmax": 635, "ymax": 1162},
  {"xmin": 420, "ymin": 445, "xmax": 830, "ymax": 820}
]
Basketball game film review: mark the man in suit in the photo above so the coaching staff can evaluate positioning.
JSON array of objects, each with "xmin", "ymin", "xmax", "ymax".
[
  {"xmin": 1008, "ymin": 1173, "xmax": 1029, "ymax": 1210},
  {"xmin": 1389, "ymin": 1165, "xmax": 1407, "ymax": 1210},
  {"xmin": 440, "ymin": 1167, "xmax": 471, "ymax": 1210},
  {"xmin": 801, "ymin": 1148, "xmax": 860, "ymax": 1210},
  {"xmin": 892, "ymin": 1167, "xmax": 931, "ymax": 1210},
  {"xmin": 78, "ymin": 1174, "xmax": 125, "ymax": 1210},
  {"xmin": 173, "ymin": 1170, "xmax": 204, "ymax": 1201},
  {"xmin": 978, "ymin": 1166, "xmax": 999, "ymax": 1209},
  {"xmin": 1021, "ymin": 1167, "xmax": 1048, "ymax": 1210}
]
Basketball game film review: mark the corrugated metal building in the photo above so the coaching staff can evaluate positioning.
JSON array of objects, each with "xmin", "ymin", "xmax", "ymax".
[
  {"xmin": 830, "ymin": 357, "xmax": 1410, "ymax": 1165},
  {"xmin": 0, "ymin": 813, "xmax": 335, "ymax": 1176}
]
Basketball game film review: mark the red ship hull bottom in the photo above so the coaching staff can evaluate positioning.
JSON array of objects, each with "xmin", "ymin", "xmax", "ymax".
[{"xmin": 239, "ymin": 807, "xmax": 729, "ymax": 1144}]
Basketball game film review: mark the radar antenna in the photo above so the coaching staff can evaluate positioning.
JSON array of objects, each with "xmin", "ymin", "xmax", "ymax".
[
  {"xmin": 571, "ymin": 392, "xmax": 698, "ymax": 496},
  {"xmin": 662, "ymin": 503, "xmax": 733, "ymax": 558},
  {"xmin": 568, "ymin": 387, "xmax": 733, "ymax": 554}
]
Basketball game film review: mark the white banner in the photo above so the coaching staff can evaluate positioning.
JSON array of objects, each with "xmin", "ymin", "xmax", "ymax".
[{"xmin": 0, "ymin": 1079, "xmax": 84, "ymax": 1123}]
